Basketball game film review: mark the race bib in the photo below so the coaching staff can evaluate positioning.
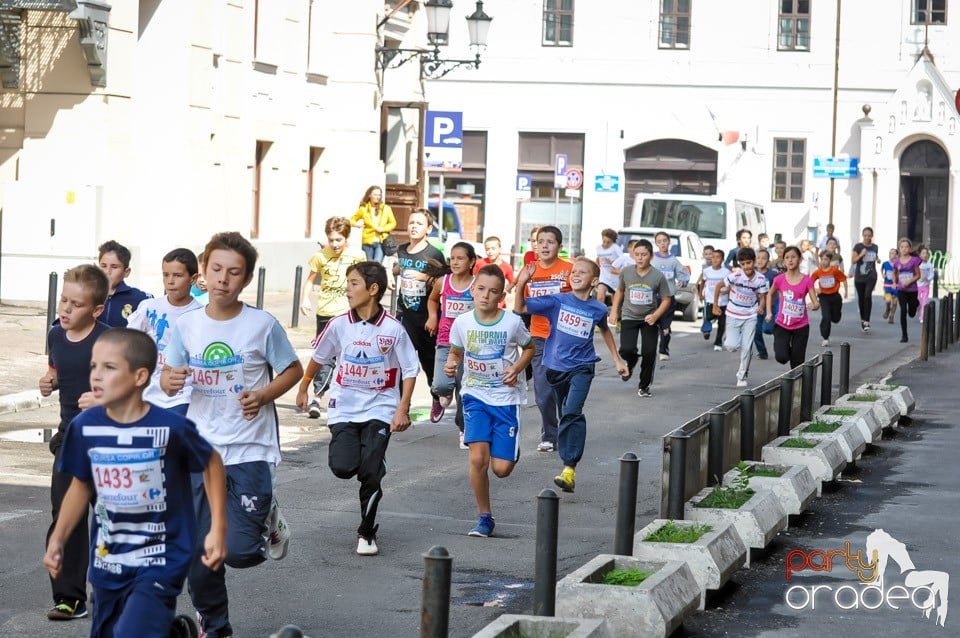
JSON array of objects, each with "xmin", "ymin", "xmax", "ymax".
[
  {"xmin": 444, "ymin": 295, "xmax": 473, "ymax": 318},
  {"xmin": 400, "ymin": 276, "xmax": 427, "ymax": 297},
  {"xmin": 529, "ymin": 281, "xmax": 562, "ymax": 298},
  {"xmin": 629, "ymin": 286, "xmax": 653, "ymax": 306},
  {"xmin": 729, "ymin": 287, "xmax": 755, "ymax": 306},
  {"xmin": 557, "ymin": 307, "xmax": 593, "ymax": 340},
  {"xmin": 191, "ymin": 361, "xmax": 242, "ymax": 398},
  {"xmin": 819, "ymin": 275, "xmax": 836, "ymax": 289},
  {"xmin": 464, "ymin": 351, "xmax": 504, "ymax": 385},
  {"xmin": 864, "ymin": 251, "xmax": 877, "ymax": 263},
  {"xmin": 90, "ymin": 448, "xmax": 164, "ymax": 508},
  {"xmin": 898, "ymin": 272, "xmax": 914, "ymax": 286},
  {"xmin": 338, "ymin": 353, "xmax": 387, "ymax": 388},
  {"xmin": 782, "ymin": 299, "xmax": 805, "ymax": 318}
]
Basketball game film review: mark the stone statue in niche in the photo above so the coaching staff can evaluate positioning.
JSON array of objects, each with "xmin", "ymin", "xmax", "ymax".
[
  {"xmin": 874, "ymin": 136, "xmax": 882, "ymax": 154},
  {"xmin": 914, "ymin": 86, "xmax": 932, "ymax": 121},
  {"xmin": 889, "ymin": 115, "xmax": 896, "ymax": 133}
]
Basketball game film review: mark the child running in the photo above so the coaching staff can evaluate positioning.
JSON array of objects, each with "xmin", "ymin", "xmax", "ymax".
[
  {"xmin": 609, "ymin": 239, "xmax": 671, "ymax": 397},
  {"xmin": 517, "ymin": 258, "xmax": 628, "ymax": 492},
  {"xmin": 125, "ymin": 248, "xmax": 202, "ymax": 416},
  {"xmin": 811, "ymin": 250, "xmax": 846, "ymax": 347},
  {"xmin": 753, "ymin": 248, "xmax": 775, "ymax": 360},
  {"xmin": 44, "ymin": 328, "xmax": 227, "ymax": 638},
  {"xmin": 297, "ymin": 261, "xmax": 418, "ymax": 555},
  {"xmin": 299, "ymin": 217, "xmax": 364, "ymax": 417},
  {"xmin": 427, "ymin": 242, "xmax": 477, "ymax": 443},
  {"xmin": 445, "ymin": 265, "xmax": 533, "ymax": 536},
  {"xmin": 893, "ymin": 238, "xmax": 921, "ymax": 343},
  {"xmin": 717, "ymin": 247, "xmax": 769, "ymax": 387},
  {"xmin": 699, "ymin": 248, "xmax": 729, "ymax": 351},
  {"xmin": 39, "ymin": 264, "xmax": 111, "ymax": 621},
  {"xmin": 881, "ymin": 248, "xmax": 899, "ymax": 323},
  {"xmin": 595, "ymin": 229, "xmax": 623, "ymax": 306},
  {"xmin": 652, "ymin": 231, "xmax": 690, "ymax": 361},
  {"xmin": 474, "ymin": 236, "xmax": 515, "ymax": 307},
  {"xmin": 161, "ymin": 232, "xmax": 303, "ymax": 637},
  {"xmin": 917, "ymin": 246, "xmax": 935, "ymax": 323},
  {"xmin": 98, "ymin": 240, "xmax": 151, "ymax": 327},
  {"xmin": 767, "ymin": 246, "xmax": 820, "ymax": 368}
]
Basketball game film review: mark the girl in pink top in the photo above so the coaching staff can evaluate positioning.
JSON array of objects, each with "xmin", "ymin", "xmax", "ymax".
[
  {"xmin": 766, "ymin": 246, "xmax": 820, "ymax": 369},
  {"xmin": 892, "ymin": 237, "xmax": 921, "ymax": 343}
]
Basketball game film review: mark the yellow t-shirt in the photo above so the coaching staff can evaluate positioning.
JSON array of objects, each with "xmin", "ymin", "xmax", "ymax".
[{"xmin": 308, "ymin": 247, "xmax": 364, "ymax": 317}]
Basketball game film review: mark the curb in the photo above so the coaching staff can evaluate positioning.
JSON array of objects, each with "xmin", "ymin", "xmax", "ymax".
[{"xmin": 0, "ymin": 390, "xmax": 58, "ymax": 417}]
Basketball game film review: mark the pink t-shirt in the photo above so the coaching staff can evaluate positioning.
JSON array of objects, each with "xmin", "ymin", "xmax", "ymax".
[
  {"xmin": 773, "ymin": 273, "xmax": 816, "ymax": 329},
  {"xmin": 437, "ymin": 274, "xmax": 474, "ymax": 346}
]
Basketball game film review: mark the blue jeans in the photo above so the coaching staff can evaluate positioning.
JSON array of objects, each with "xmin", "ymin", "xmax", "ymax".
[
  {"xmin": 546, "ymin": 364, "xmax": 595, "ymax": 467},
  {"xmin": 362, "ymin": 242, "xmax": 383, "ymax": 262},
  {"xmin": 432, "ymin": 344, "xmax": 465, "ymax": 432},
  {"xmin": 532, "ymin": 337, "xmax": 559, "ymax": 445}
]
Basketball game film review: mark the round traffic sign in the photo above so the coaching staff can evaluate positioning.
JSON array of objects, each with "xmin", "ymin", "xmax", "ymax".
[
  {"xmin": 565, "ymin": 168, "xmax": 584, "ymax": 190},
  {"xmin": 955, "ymin": 88, "xmax": 960, "ymax": 115}
]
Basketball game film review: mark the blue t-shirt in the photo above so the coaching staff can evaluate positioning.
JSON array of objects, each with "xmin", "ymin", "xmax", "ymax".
[
  {"xmin": 882, "ymin": 261, "xmax": 896, "ymax": 293},
  {"xmin": 57, "ymin": 405, "xmax": 213, "ymax": 591},
  {"xmin": 526, "ymin": 293, "xmax": 609, "ymax": 371},
  {"xmin": 48, "ymin": 321, "xmax": 112, "ymax": 431},
  {"xmin": 102, "ymin": 282, "xmax": 152, "ymax": 328}
]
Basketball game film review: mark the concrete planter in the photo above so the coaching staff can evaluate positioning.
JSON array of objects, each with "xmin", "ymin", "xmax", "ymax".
[
  {"xmin": 471, "ymin": 614, "xmax": 612, "ymax": 638},
  {"xmin": 790, "ymin": 420, "xmax": 867, "ymax": 463},
  {"xmin": 556, "ymin": 555, "xmax": 699, "ymax": 638},
  {"xmin": 633, "ymin": 519, "xmax": 746, "ymax": 609},
  {"xmin": 836, "ymin": 392, "xmax": 900, "ymax": 430},
  {"xmin": 762, "ymin": 435, "xmax": 847, "ymax": 495},
  {"xmin": 813, "ymin": 404, "xmax": 882, "ymax": 443},
  {"xmin": 858, "ymin": 382, "xmax": 915, "ymax": 418},
  {"xmin": 721, "ymin": 461, "xmax": 818, "ymax": 517},
  {"xmin": 684, "ymin": 488, "xmax": 787, "ymax": 567}
]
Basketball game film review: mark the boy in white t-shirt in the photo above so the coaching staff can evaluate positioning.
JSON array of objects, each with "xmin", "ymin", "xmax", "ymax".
[
  {"xmin": 446, "ymin": 265, "xmax": 534, "ymax": 538},
  {"xmin": 716, "ymin": 247, "xmax": 769, "ymax": 387},
  {"xmin": 595, "ymin": 229, "xmax": 623, "ymax": 306},
  {"xmin": 699, "ymin": 248, "xmax": 729, "ymax": 350},
  {"xmin": 125, "ymin": 248, "xmax": 202, "ymax": 416},
  {"xmin": 161, "ymin": 232, "xmax": 303, "ymax": 638}
]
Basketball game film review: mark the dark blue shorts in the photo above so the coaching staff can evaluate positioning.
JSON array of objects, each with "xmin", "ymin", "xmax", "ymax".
[
  {"xmin": 462, "ymin": 394, "xmax": 521, "ymax": 462},
  {"xmin": 92, "ymin": 579, "xmax": 178, "ymax": 638}
]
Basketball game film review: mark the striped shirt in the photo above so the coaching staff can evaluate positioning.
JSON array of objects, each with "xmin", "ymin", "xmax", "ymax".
[{"xmin": 723, "ymin": 270, "xmax": 770, "ymax": 318}]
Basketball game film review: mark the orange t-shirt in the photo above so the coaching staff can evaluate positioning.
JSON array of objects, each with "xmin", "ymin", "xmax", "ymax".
[
  {"xmin": 524, "ymin": 259, "xmax": 573, "ymax": 338},
  {"xmin": 811, "ymin": 266, "xmax": 846, "ymax": 295}
]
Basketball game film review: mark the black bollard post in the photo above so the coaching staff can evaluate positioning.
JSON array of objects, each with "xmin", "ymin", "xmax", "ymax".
[
  {"xmin": 920, "ymin": 309, "xmax": 930, "ymax": 361},
  {"xmin": 613, "ymin": 453, "xmax": 640, "ymax": 556},
  {"xmin": 534, "ymin": 489, "xmax": 559, "ymax": 616},
  {"xmin": 45, "ymin": 272, "xmax": 57, "ymax": 354},
  {"xmin": 778, "ymin": 374, "xmax": 795, "ymax": 436},
  {"xmin": 948, "ymin": 293, "xmax": 955, "ymax": 346},
  {"xmin": 838, "ymin": 343, "xmax": 851, "ymax": 397},
  {"xmin": 291, "ymin": 266, "xmax": 303, "ymax": 329},
  {"xmin": 955, "ymin": 293, "xmax": 960, "ymax": 342},
  {"xmin": 256, "ymin": 266, "xmax": 266, "ymax": 309},
  {"xmin": 739, "ymin": 389, "xmax": 756, "ymax": 461},
  {"xmin": 707, "ymin": 409, "xmax": 725, "ymax": 487},
  {"xmin": 420, "ymin": 546, "xmax": 452, "ymax": 638},
  {"xmin": 820, "ymin": 350, "xmax": 833, "ymax": 406},
  {"xmin": 928, "ymin": 302, "xmax": 937, "ymax": 358},
  {"xmin": 933, "ymin": 269, "xmax": 939, "ymax": 299},
  {"xmin": 666, "ymin": 432, "xmax": 688, "ymax": 520},
  {"xmin": 801, "ymin": 360, "xmax": 816, "ymax": 421},
  {"xmin": 940, "ymin": 297, "xmax": 948, "ymax": 352}
]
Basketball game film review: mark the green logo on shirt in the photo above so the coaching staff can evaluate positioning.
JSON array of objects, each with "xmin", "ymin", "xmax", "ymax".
[{"xmin": 202, "ymin": 341, "xmax": 234, "ymax": 361}]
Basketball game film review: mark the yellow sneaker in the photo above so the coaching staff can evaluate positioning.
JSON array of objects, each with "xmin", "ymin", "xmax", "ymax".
[{"xmin": 553, "ymin": 467, "xmax": 575, "ymax": 493}]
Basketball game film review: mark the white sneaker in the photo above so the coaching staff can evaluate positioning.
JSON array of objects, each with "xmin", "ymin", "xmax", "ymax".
[
  {"xmin": 737, "ymin": 379, "xmax": 748, "ymax": 388},
  {"xmin": 439, "ymin": 395, "xmax": 452, "ymax": 409},
  {"xmin": 821, "ymin": 339, "xmax": 830, "ymax": 347},
  {"xmin": 713, "ymin": 345, "xmax": 722, "ymax": 352},
  {"xmin": 357, "ymin": 535, "xmax": 378, "ymax": 556},
  {"xmin": 458, "ymin": 432, "xmax": 468, "ymax": 450},
  {"xmin": 537, "ymin": 441, "xmax": 555, "ymax": 452},
  {"xmin": 307, "ymin": 398, "xmax": 322, "ymax": 419},
  {"xmin": 659, "ymin": 353, "xmax": 669, "ymax": 361},
  {"xmin": 268, "ymin": 497, "xmax": 291, "ymax": 560}
]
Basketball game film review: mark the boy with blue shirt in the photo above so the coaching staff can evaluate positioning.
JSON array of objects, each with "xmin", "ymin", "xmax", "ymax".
[
  {"xmin": 44, "ymin": 328, "xmax": 227, "ymax": 638},
  {"xmin": 39, "ymin": 263, "xmax": 112, "ymax": 621},
  {"xmin": 98, "ymin": 240, "xmax": 151, "ymax": 327},
  {"xmin": 446, "ymin": 265, "xmax": 534, "ymax": 537},
  {"xmin": 161, "ymin": 232, "xmax": 303, "ymax": 638},
  {"xmin": 517, "ymin": 258, "xmax": 627, "ymax": 493}
]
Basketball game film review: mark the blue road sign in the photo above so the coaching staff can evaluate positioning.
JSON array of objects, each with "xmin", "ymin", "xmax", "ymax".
[
  {"xmin": 813, "ymin": 156, "xmax": 859, "ymax": 179},
  {"xmin": 425, "ymin": 111, "xmax": 463, "ymax": 171},
  {"xmin": 516, "ymin": 174, "xmax": 532, "ymax": 192},
  {"xmin": 594, "ymin": 174, "xmax": 620, "ymax": 192},
  {"xmin": 554, "ymin": 154, "xmax": 568, "ymax": 188}
]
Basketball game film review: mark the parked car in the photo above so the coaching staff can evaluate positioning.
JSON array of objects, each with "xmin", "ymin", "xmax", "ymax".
[
  {"xmin": 616, "ymin": 227, "xmax": 705, "ymax": 321},
  {"xmin": 426, "ymin": 200, "xmax": 483, "ymax": 258}
]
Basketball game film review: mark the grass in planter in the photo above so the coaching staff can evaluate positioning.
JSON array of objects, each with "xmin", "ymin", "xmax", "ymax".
[
  {"xmin": 644, "ymin": 520, "xmax": 713, "ymax": 543},
  {"xmin": 740, "ymin": 462, "xmax": 785, "ymax": 478},
  {"xmin": 847, "ymin": 393, "xmax": 880, "ymax": 402},
  {"xmin": 694, "ymin": 484, "xmax": 755, "ymax": 509},
  {"xmin": 827, "ymin": 408, "xmax": 858, "ymax": 416},
  {"xmin": 601, "ymin": 567, "xmax": 654, "ymax": 587},
  {"xmin": 802, "ymin": 419, "xmax": 841, "ymax": 433},
  {"xmin": 781, "ymin": 436, "xmax": 817, "ymax": 448}
]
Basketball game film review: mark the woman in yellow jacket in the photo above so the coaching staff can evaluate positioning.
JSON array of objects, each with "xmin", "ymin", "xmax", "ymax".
[{"xmin": 351, "ymin": 185, "xmax": 397, "ymax": 262}]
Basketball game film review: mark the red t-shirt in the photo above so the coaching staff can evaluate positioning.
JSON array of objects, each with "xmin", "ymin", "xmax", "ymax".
[{"xmin": 474, "ymin": 257, "xmax": 515, "ymax": 283}]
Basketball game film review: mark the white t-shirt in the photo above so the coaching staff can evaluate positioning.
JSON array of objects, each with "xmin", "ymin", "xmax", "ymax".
[
  {"xmin": 918, "ymin": 261, "xmax": 935, "ymax": 287},
  {"xmin": 449, "ymin": 310, "xmax": 530, "ymax": 406},
  {"xmin": 702, "ymin": 266, "xmax": 731, "ymax": 307},
  {"xmin": 165, "ymin": 305, "xmax": 299, "ymax": 466},
  {"xmin": 311, "ymin": 308, "xmax": 420, "ymax": 425},
  {"xmin": 126, "ymin": 296, "xmax": 202, "ymax": 409},
  {"xmin": 596, "ymin": 243, "xmax": 624, "ymax": 290}
]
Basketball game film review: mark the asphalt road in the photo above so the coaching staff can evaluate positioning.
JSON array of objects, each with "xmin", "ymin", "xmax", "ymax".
[{"xmin": 0, "ymin": 300, "xmax": 924, "ymax": 637}]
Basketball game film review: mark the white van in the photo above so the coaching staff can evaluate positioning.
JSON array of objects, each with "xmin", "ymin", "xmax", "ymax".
[{"xmin": 630, "ymin": 194, "xmax": 767, "ymax": 256}]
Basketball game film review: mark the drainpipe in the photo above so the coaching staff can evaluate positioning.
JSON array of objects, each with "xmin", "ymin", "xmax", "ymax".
[{"xmin": 828, "ymin": 0, "xmax": 842, "ymax": 226}]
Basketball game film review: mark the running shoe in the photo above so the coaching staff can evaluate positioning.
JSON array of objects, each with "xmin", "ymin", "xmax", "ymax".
[
  {"xmin": 430, "ymin": 398, "xmax": 445, "ymax": 423},
  {"xmin": 863, "ymin": 322, "xmax": 871, "ymax": 333},
  {"xmin": 703, "ymin": 331, "xmax": 711, "ymax": 340},
  {"xmin": 458, "ymin": 432, "xmax": 468, "ymax": 450},
  {"xmin": 438, "ymin": 395, "xmax": 452, "ymax": 409},
  {"xmin": 637, "ymin": 387, "xmax": 652, "ymax": 397},
  {"xmin": 47, "ymin": 599, "xmax": 87, "ymax": 620},
  {"xmin": 737, "ymin": 379, "xmax": 748, "ymax": 388},
  {"xmin": 713, "ymin": 345, "xmax": 722, "ymax": 352},
  {"xmin": 553, "ymin": 467, "xmax": 576, "ymax": 493},
  {"xmin": 757, "ymin": 353, "xmax": 769, "ymax": 360},
  {"xmin": 659, "ymin": 353, "xmax": 670, "ymax": 361},
  {"xmin": 536, "ymin": 441, "xmax": 555, "ymax": 452},
  {"xmin": 468, "ymin": 513, "xmax": 496, "ymax": 537},
  {"xmin": 268, "ymin": 497, "xmax": 291, "ymax": 560},
  {"xmin": 357, "ymin": 535, "xmax": 379, "ymax": 556},
  {"xmin": 821, "ymin": 339, "xmax": 830, "ymax": 347},
  {"xmin": 307, "ymin": 398, "xmax": 321, "ymax": 419}
]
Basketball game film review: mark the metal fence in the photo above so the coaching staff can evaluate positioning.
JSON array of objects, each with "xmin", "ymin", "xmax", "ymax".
[{"xmin": 920, "ymin": 291, "xmax": 959, "ymax": 361}]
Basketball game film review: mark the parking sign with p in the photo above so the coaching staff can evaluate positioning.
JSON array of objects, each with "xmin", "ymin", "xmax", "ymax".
[{"xmin": 424, "ymin": 111, "xmax": 463, "ymax": 172}]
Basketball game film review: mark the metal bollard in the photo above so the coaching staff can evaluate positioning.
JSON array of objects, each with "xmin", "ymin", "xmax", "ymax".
[
  {"xmin": 666, "ymin": 432, "xmax": 688, "ymax": 520},
  {"xmin": 777, "ymin": 374, "xmax": 795, "ymax": 436},
  {"xmin": 948, "ymin": 293, "xmax": 955, "ymax": 346},
  {"xmin": 291, "ymin": 266, "xmax": 303, "ymax": 328},
  {"xmin": 920, "ymin": 309, "xmax": 930, "ymax": 361},
  {"xmin": 256, "ymin": 266, "xmax": 266, "ymax": 309},
  {"xmin": 838, "ymin": 343, "xmax": 851, "ymax": 397},
  {"xmin": 420, "ymin": 546, "xmax": 452, "ymax": 637},
  {"xmin": 739, "ymin": 389, "xmax": 756, "ymax": 461},
  {"xmin": 534, "ymin": 489, "xmax": 559, "ymax": 616},
  {"xmin": 45, "ymin": 272, "xmax": 57, "ymax": 354},
  {"xmin": 933, "ymin": 269, "xmax": 939, "ymax": 298},
  {"xmin": 941, "ymin": 297, "xmax": 949, "ymax": 352},
  {"xmin": 800, "ymin": 360, "xmax": 816, "ymax": 421},
  {"xmin": 927, "ymin": 302, "xmax": 937, "ymax": 358},
  {"xmin": 707, "ymin": 409, "xmax": 725, "ymax": 487},
  {"xmin": 613, "ymin": 453, "xmax": 640, "ymax": 556},
  {"xmin": 820, "ymin": 350, "xmax": 833, "ymax": 406}
]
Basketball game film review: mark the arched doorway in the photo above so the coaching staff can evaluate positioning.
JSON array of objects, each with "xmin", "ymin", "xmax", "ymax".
[
  {"xmin": 898, "ymin": 140, "xmax": 949, "ymax": 252},
  {"xmin": 622, "ymin": 139, "xmax": 717, "ymax": 225}
]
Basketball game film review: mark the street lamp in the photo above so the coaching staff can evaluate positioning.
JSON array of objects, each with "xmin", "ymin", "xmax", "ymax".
[{"xmin": 377, "ymin": 0, "xmax": 493, "ymax": 79}]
